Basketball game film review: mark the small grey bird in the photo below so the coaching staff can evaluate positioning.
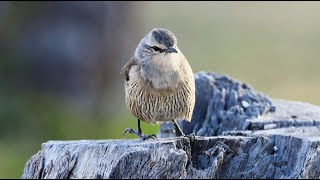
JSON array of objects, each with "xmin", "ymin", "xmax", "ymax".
[{"xmin": 121, "ymin": 28, "xmax": 195, "ymax": 140}]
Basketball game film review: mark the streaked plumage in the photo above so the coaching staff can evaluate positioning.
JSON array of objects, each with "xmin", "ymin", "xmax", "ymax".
[{"xmin": 121, "ymin": 28, "xmax": 195, "ymax": 139}]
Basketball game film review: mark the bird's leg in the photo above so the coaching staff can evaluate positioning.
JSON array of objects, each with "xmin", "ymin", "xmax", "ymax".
[
  {"xmin": 172, "ymin": 120, "xmax": 196, "ymax": 142},
  {"xmin": 172, "ymin": 120, "xmax": 185, "ymax": 137},
  {"xmin": 123, "ymin": 119, "xmax": 157, "ymax": 140},
  {"xmin": 137, "ymin": 118, "xmax": 143, "ymax": 135}
]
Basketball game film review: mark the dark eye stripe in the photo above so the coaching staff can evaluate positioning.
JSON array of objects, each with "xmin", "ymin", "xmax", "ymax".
[
  {"xmin": 151, "ymin": 46, "xmax": 164, "ymax": 53},
  {"xmin": 144, "ymin": 45, "xmax": 164, "ymax": 53}
]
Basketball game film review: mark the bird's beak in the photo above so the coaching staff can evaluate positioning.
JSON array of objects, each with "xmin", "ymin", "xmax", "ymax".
[{"xmin": 165, "ymin": 47, "xmax": 178, "ymax": 54}]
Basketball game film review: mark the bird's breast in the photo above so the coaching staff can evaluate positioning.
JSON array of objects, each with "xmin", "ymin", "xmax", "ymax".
[
  {"xmin": 124, "ymin": 55, "xmax": 195, "ymax": 123},
  {"xmin": 140, "ymin": 60, "xmax": 182, "ymax": 90},
  {"xmin": 125, "ymin": 78, "xmax": 194, "ymax": 123}
]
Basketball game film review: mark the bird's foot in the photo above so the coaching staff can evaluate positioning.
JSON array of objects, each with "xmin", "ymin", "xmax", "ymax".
[
  {"xmin": 184, "ymin": 133, "xmax": 196, "ymax": 141},
  {"xmin": 171, "ymin": 129, "xmax": 195, "ymax": 141},
  {"xmin": 169, "ymin": 128, "xmax": 193, "ymax": 138},
  {"xmin": 123, "ymin": 128, "xmax": 157, "ymax": 140}
]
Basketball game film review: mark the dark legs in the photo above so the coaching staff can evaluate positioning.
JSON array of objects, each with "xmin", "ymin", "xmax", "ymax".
[
  {"xmin": 123, "ymin": 119, "xmax": 157, "ymax": 140},
  {"xmin": 172, "ymin": 120, "xmax": 195, "ymax": 141},
  {"xmin": 137, "ymin": 119, "xmax": 142, "ymax": 135},
  {"xmin": 172, "ymin": 120, "xmax": 185, "ymax": 137}
]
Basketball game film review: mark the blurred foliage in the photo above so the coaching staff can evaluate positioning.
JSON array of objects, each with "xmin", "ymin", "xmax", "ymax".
[{"xmin": 0, "ymin": 1, "xmax": 320, "ymax": 178}]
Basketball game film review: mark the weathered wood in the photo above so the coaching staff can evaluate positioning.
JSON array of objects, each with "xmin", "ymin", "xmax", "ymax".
[
  {"xmin": 21, "ymin": 126, "xmax": 320, "ymax": 179},
  {"xmin": 21, "ymin": 72, "xmax": 320, "ymax": 179}
]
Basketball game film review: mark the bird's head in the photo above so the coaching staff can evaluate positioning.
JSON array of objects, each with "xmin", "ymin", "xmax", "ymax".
[{"xmin": 134, "ymin": 28, "xmax": 180, "ymax": 62}]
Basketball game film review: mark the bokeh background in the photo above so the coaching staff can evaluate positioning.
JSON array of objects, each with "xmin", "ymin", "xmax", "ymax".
[{"xmin": 1, "ymin": 1, "xmax": 320, "ymax": 178}]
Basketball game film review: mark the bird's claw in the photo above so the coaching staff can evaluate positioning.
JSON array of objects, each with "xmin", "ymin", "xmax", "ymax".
[
  {"xmin": 122, "ymin": 128, "xmax": 157, "ymax": 140},
  {"xmin": 184, "ymin": 133, "xmax": 195, "ymax": 138},
  {"xmin": 123, "ymin": 128, "xmax": 136, "ymax": 137},
  {"xmin": 184, "ymin": 133, "xmax": 196, "ymax": 142},
  {"xmin": 141, "ymin": 134, "xmax": 158, "ymax": 140}
]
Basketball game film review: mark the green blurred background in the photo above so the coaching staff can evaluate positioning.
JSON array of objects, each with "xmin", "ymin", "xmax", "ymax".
[{"xmin": 1, "ymin": 1, "xmax": 320, "ymax": 178}]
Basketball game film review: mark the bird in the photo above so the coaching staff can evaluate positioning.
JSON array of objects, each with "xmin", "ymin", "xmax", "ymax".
[{"xmin": 120, "ymin": 28, "xmax": 195, "ymax": 140}]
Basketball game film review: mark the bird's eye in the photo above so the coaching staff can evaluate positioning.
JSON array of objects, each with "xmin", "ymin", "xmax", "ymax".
[{"xmin": 151, "ymin": 46, "xmax": 163, "ymax": 52}]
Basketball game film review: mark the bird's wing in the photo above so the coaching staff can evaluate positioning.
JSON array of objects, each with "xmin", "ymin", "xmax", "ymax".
[{"xmin": 120, "ymin": 57, "xmax": 139, "ymax": 82}]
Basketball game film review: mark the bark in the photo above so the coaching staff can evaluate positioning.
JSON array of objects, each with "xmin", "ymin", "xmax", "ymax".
[
  {"xmin": 21, "ymin": 72, "xmax": 320, "ymax": 179},
  {"xmin": 21, "ymin": 126, "xmax": 320, "ymax": 179}
]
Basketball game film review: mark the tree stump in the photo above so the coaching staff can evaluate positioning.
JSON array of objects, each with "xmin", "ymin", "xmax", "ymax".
[{"xmin": 21, "ymin": 72, "xmax": 320, "ymax": 179}]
